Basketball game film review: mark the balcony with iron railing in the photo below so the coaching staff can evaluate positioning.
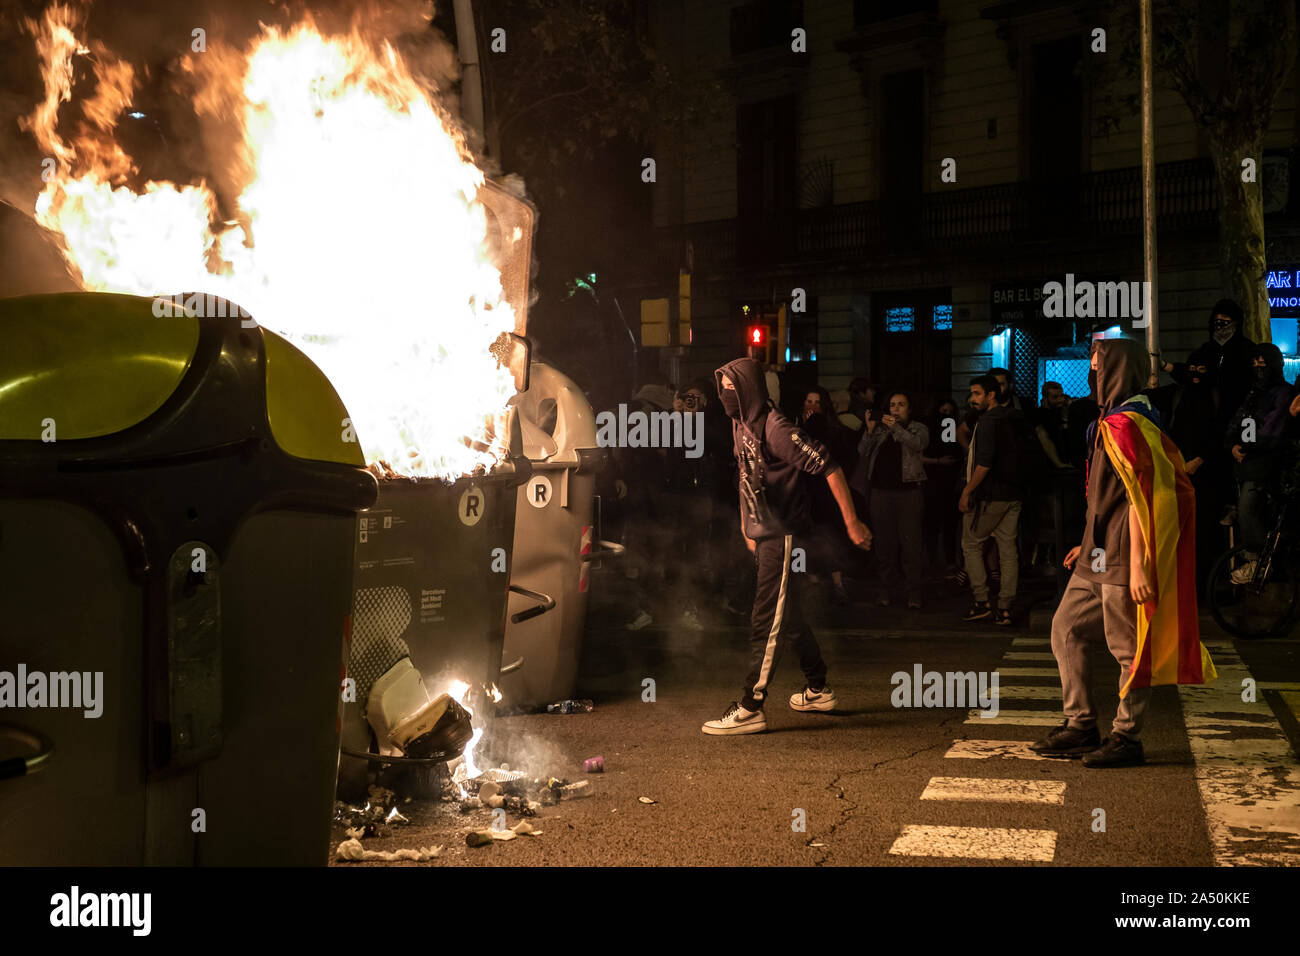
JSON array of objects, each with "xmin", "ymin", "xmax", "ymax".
[{"xmin": 652, "ymin": 158, "xmax": 1227, "ymax": 277}]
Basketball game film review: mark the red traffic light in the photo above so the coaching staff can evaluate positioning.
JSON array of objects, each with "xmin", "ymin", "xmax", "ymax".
[{"xmin": 748, "ymin": 325, "xmax": 767, "ymax": 346}]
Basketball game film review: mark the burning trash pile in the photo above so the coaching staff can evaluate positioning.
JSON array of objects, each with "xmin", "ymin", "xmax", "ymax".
[{"xmin": 334, "ymin": 639, "xmax": 598, "ymax": 859}]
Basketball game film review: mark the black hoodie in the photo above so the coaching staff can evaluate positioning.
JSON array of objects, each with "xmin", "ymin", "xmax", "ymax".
[
  {"xmin": 715, "ymin": 357, "xmax": 833, "ymax": 539},
  {"xmin": 1225, "ymin": 343, "xmax": 1294, "ymax": 481},
  {"xmin": 1148, "ymin": 343, "xmax": 1220, "ymax": 465},
  {"xmin": 1077, "ymin": 338, "xmax": 1150, "ymax": 586},
  {"xmin": 1170, "ymin": 301, "xmax": 1255, "ymax": 421}
]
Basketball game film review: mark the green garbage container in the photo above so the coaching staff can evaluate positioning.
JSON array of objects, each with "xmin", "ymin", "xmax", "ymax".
[{"xmin": 0, "ymin": 292, "xmax": 377, "ymax": 865}]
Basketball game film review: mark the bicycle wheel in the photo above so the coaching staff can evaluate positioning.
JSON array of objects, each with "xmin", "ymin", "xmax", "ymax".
[{"xmin": 1207, "ymin": 547, "xmax": 1300, "ymax": 639}]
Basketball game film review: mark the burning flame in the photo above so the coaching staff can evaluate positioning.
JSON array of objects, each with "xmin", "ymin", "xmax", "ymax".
[
  {"xmin": 446, "ymin": 679, "xmax": 482, "ymax": 778},
  {"xmin": 22, "ymin": 4, "xmax": 519, "ymax": 479}
]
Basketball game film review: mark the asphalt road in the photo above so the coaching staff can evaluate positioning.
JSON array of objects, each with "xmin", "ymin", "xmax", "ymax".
[{"xmin": 328, "ymin": 579, "xmax": 1300, "ymax": 867}]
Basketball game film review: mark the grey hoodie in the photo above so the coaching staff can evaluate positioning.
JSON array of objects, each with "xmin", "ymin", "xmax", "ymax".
[{"xmin": 715, "ymin": 357, "xmax": 833, "ymax": 539}]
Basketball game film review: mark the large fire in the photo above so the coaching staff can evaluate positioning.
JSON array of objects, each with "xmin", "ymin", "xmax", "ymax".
[{"xmin": 21, "ymin": 3, "xmax": 520, "ymax": 480}]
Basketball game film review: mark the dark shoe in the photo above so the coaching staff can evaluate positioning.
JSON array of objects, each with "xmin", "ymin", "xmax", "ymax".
[
  {"xmin": 1029, "ymin": 720, "xmax": 1102, "ymax": 757},
  {"xmin": 1081, "ymin": 734, "xmax": 1146, "ymax": 768},
  {"xmin": 831, "ymin": 585, "xmax": 849, "ymax": 606},
  {"xmin": 994, "ymin": 608, "xmax": 1013, "ymax": 626},
  {"xmin": 962, "ymin": 601, "xmax": 991, "ymax": 622},
  {"xmin": 907, "ymin": 598, "xmax": 923, "ymax": 610},
  {"xmin": 878, "ymin": 595, "xmax": 892, "ymax": 608}
]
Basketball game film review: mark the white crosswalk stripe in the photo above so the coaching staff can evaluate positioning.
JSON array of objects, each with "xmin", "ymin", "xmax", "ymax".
[
  {"xmin": 944, "ymin": 739, "xmax": 1056, "ymax": 761},
  {"xmin": 920, "ymin": 776, "xmax": 1065, "ymax": 805},
  {"xmin": 995, "ymin": 667, "xmax": 1059, "ymax": 678},
  {"xmin": 990, "ymin": 685, "xmax": 1062, "ymax": 700},
  {"xmin": 1011, "ymin": 637, "xmax": 1050, "ymax": 646},
  {"xmin": 1002, "ymin": 651, "xmax": 1056, "ymax": 661},
  {"xmin": 888, "ymin": 825, "xmax": 1057, "ymax": 861},
  {"xmin": 965, "ymin": 709, "xmax": 1060, "ymax": 725}
]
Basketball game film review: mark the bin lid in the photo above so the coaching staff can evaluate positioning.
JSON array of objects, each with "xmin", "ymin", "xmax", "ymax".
[
  {"xmin": 263, "ymin": 328, "xmax": 365, "ymax": 466},
  {"xmin": 0, "ymin": 292, "xmax": 364, "ymax": 467},
  {"xmin": 0, "ymin": 293, "xmax": 198, "ymax": 441}
]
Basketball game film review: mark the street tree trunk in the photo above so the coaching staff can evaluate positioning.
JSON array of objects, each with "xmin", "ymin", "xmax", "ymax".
[{"xmin": 1208, "ymin": 133, "xmax": 1270, "ymax": 343}]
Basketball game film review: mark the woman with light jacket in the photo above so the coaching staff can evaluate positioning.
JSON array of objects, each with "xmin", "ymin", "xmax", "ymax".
[{"xmin": 852, "ymin": 391, "xmax": 929, "ymax": 608}]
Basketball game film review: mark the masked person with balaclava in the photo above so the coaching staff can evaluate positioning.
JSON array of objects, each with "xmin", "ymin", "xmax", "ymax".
[
  {"xmin": 703, "ymin": 358, "xmax": 872, "ymax": 735},
  {"xmin": 1162, "ymin": 298, "xmax": 1256, "ymax": 429},
  {"xmin": 1225, "ymin": 343, "xmax": 1294, "ymax": 583},
  {"xmin": 1033, "ymin": 339, "xmax": 1216, "ymax": 767},
  {"xmin": 1147, "ymin": 346, "xmax": 1228, "ymax": 593}
]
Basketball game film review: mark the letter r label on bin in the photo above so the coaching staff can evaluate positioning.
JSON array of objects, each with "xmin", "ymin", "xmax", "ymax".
[
  {"xmin": 459, "ymin": 486, "xmax": 485, "ymax": 526},
  {"xmin": 528, "ymin": 475, "xmax": 552, "ymax": 509}
]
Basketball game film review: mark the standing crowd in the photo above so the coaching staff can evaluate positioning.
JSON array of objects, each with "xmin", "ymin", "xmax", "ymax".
[{"xmin": 601, "ymin": 297, "xmax": 1300, "ymax": 638}]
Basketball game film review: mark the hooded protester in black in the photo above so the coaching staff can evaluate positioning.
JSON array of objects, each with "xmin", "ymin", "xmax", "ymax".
[
  {"xmin": 1148, "ymin": 344, "xmax": 1229, "ymax": 591},
  {"xmin": 1150, "ymin": 344, "xmax": 1220, "ymax": 466},
  {"xmin": 1169, "ymin": 298, "xmax": 1256, "ymax": 422},
  {"xmin": 715, "ymin": 357, "xmax": 833, "ymax": 540},
  {"xmin": 703, "ymin": 357, "xmax": 866, "ymax": 732},
  {"xmin": 1227, "ymin": 342, "xmax": 1294, "ymax": 483}
]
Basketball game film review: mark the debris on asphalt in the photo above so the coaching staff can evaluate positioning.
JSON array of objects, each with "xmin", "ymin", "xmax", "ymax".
[
  {"xmin": 583, "ymin": 755, "xmax": 604, "ymax": 773},
  {"xmin": 808, "ymin": 841, "xmax": 826, "ymax": 848},
  {"xmin": 335, "ymin": 838, "xmax": 443, "ymax": 862},
  {"xmin": 465, "ymin": 831, "xmax": 494, "ymax": 848},
  {"xmin": 511, "ymin": 819, "xmax": 542, "ymax": 836},
  {"xmin": 638, "ymin": 796, "xmax": 656, "ymax": 804},
  {"xmin": 385, "ymin": 807, "xmax": 410, "ymax": 825},
  {"xmin": 546, "ymin": 699, "xmax": 594, "ymax": 714}
]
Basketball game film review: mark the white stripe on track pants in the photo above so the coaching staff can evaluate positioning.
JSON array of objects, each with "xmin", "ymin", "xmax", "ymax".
[{"xmin": 741, "ymin": 533, "xmax": 828, "ymax": 710}]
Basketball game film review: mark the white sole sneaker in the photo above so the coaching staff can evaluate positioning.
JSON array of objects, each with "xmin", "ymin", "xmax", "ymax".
[
  {"xmin": 701, "ymin": 707, "xmax": 767, "ymax": 735},
  {"xmin": 789, "ymin": 688, "xmax": 836, "ymax": 712}
]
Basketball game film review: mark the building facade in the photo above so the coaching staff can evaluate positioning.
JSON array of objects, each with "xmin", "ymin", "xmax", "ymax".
[{"xmin": 611, "ymin": 0, "xmax": 1300, "ymax": 415}]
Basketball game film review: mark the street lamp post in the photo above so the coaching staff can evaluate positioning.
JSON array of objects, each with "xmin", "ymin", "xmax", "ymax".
[{"xmin": 1140, "ymin": 0, "xmax": 1159, "ymax": 384}]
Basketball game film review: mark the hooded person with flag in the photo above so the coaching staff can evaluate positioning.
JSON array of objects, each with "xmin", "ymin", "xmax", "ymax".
[{"xmin": 1032, "ymin": 338, "xmax": 1217, "ymax": 767}]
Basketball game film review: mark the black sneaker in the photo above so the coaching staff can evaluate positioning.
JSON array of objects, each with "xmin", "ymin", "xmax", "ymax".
[
  {"xmin": 994, "ymin": 608, "xmax": 1013, "ymax": 626},
  {"xmin": 962, "ymin": 601, "xmax": 992, "ymax": 622},
  {"xmin": 1029, "ymin": 720, "xmax": 1102, "ymax": 757},
  {"xmin": 1081, "ymin": 734, "xmax": 1146, "ymax": 768}
]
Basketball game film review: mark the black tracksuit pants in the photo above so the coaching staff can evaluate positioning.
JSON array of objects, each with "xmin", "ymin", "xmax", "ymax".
[{"xmin": 741, "ymin": 533, "xmax": 828, "ymax": 710}]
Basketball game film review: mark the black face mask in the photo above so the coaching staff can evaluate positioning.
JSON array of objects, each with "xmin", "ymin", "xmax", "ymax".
[
  {"xmin": 1213, "ymin": 319, "xmax": 1236, "ymax": 345},
  {"xmin": 719, "ymin": 388, "xmax": 741, "ymax": 419}
]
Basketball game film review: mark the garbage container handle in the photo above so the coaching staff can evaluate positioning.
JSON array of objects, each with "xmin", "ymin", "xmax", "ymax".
[
  {"xmin": 508, "ymin": 584, "xmax": 556, "ymax": 624},
  {"xmin": 584, "ymin": 540, "xmax": 626, "ymax": 562},
  {"xmin": 0, "ymin": 724, "xmax": 54, "ymax": 781}
]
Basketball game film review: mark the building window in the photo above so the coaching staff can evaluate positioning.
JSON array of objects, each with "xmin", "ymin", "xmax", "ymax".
[
  {"xmin": 854, "ymin": 0, "xmax": 936, "ymax": 27},
  {"xmin": 731, "ymin": 0, "xmax": 804, "ymax": 56},
  {"xmin": 932, "ymin": 304, "xmax": 952, "ymax": 331},
  {"xmin": 885, "ymin": 306, "xmax": 915, "ymax": 332},
  {"xmin": 737, "ymin": 96, "xmax": 798, "ymax": 263},
  {"xmin": 1043, "ymin": 357, "xmax": 1091, "ymax": 401}
]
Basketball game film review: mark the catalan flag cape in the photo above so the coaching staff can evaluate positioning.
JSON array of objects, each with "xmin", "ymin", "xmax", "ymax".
[{"xmin": 1097, "ymin": 396, "xmax": 1217, "ymax": 697}]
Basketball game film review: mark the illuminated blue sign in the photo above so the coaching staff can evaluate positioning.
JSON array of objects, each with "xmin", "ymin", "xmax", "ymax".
[{"xmin": 885, "ymin": 306, "xmax": 915, "ymax": 333}]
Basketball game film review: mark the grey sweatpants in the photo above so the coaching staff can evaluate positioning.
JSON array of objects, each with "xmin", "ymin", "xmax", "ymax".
[{"xmin": 1050, "ymin": 575, "xmax": 1152, "ymax": 739}]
